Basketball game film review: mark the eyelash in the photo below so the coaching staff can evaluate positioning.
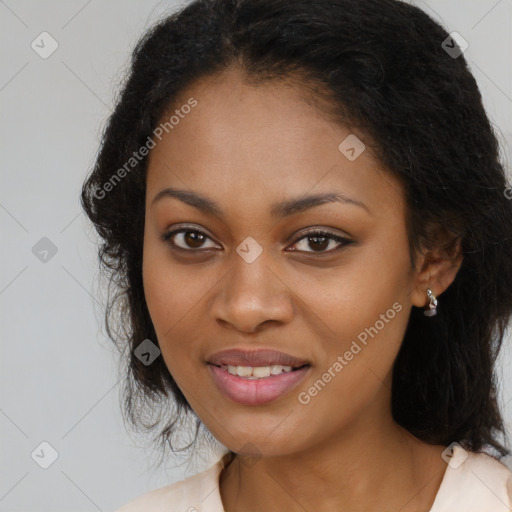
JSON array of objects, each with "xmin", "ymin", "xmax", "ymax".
[{"xmin": 161, "ymin": 226, "xmax": 353, "ymax": 255}]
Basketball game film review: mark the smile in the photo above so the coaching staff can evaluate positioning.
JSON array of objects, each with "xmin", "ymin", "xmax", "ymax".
[
  {"xmin": 222, "ymin": 363, "xmax": 299, "ymax": 378},
  {"xmin": 208, "ymin": 363, "xmax": 310, "ymax": 405}
]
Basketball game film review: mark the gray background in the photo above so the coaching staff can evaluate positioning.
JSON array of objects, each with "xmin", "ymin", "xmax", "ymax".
[{"xmin": 1, "ymin": 1, "xmax": 511, "ymax": 510}]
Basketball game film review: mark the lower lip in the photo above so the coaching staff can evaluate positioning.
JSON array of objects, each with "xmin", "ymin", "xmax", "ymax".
[{"xmin": 208, "ymin": 364, "xmax": 310, "ymax": 406}]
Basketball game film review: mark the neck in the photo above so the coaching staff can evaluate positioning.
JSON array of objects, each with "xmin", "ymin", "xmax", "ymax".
[{"xmin": 219, "ymin": 401, "xmax": 447, "ymax": 512}]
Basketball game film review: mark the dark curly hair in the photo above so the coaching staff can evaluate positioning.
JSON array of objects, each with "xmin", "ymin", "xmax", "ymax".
[{"xmin": 81, "ymin": 0, "xmax": 512, "ymax": 459}]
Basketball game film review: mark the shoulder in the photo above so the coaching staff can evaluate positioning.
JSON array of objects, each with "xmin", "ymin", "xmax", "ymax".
[
  {"xmin": 431, "ymin": 444, "xmax": 512, "ymax": 512},
  {"xmin": 114, "ymin": 452, "xmax": 233, "ymax": 512}
]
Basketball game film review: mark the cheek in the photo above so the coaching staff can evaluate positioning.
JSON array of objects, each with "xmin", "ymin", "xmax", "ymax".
[
  {"xmin": 292, "ymin": 232, "xmax": 412, "ymax": 394},
  {"xmin": 289, "ymin": 241, "xmax": 411, "ymax": 349},
  {"xmin": 142, "ymin": 238, "xmax": 218, "ymax": 382},
  {"xmin": 292, "ymin": 282, "xmax": 409, "ymax": 438},
  {"xmin": 142, "ymin": 239, "xmax": 187, "ymax": 350},
  {"xmin": 143, "ymin": 228, "xmax": 204, "ymax": 332}
]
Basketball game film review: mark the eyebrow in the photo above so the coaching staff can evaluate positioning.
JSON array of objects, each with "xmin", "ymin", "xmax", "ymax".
[{"xmin": 151, "ymin": 187, "xmax": 370, "ymax": 218}]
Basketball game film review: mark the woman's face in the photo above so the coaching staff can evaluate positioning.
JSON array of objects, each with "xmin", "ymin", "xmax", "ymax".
[{"xmin": 143, "ymin": 67, "xmax": 421, "ymax": 457}]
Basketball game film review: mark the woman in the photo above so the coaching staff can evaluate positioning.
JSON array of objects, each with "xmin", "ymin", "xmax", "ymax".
[{"xmin": 81, "ymin": 0, "xmax": 512, "ymax": 510}]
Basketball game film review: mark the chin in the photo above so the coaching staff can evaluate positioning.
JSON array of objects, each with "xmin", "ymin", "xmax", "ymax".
[{"xmin": 203, "ymin": 411, "xmax": 312, "ymax": 459}]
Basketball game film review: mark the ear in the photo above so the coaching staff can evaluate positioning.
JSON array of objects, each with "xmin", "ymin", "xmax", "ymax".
[{"xmin": 410, "ymin": 236, "xmax": 463, "ymax": 308}]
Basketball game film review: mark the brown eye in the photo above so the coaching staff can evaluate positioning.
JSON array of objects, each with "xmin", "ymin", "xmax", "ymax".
[
  {"xmin": 288, "ymin": 230, "xmax": 353, "ymax": 254},
  {"xmin": 162, "ymin": 228, "xmax": 219, "ymax": 251},
  {"xmin": 184, "ymin": 230, "xmax": 206, "ymax": 248}
]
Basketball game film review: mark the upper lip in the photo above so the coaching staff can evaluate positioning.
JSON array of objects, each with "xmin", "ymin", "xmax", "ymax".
[{"xmin": 207, "ymin": 348, "xmax": 310, "ymax": 368}]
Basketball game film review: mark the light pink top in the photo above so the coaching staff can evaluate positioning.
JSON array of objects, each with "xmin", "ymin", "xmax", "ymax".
[{"xmin": 115, "ymin": 445, "xmax": 512, "ymax": 511}]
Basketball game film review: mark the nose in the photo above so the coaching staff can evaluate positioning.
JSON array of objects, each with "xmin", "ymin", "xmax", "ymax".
[{"xmin": 210, "ymin": 248, "xmax": 294, "ymax": 334}]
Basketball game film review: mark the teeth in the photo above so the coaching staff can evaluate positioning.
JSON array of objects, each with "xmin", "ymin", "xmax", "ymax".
[
  {"xmin": 270, "ymin": 364, "xmax": 285, "ymax": 375},
  {"xmin": 223, "ymin": 364, "xmax": 295, "ymax": 378},
  {"xmin": 252, "ymin": 366, "xmax": 271, "ymax": 378},
  {"xmin": 236, "ymin": 366, "xmax": 253, "ymax": 377}
]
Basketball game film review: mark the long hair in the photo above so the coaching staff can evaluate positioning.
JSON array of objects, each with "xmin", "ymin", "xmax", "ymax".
[{"xmin": 81, "ymin": 0, "xmax": 512, "ymax": 458}]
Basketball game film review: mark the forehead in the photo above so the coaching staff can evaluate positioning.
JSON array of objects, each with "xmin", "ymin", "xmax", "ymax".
[{"xmin": 145, "ymin": 67, "xmax": 404, "ymax": 219}]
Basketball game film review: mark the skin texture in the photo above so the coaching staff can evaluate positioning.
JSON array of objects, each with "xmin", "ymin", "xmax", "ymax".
[{"xmin": 142, "ymin": 66, "xmax": 463, "ymax": 511}]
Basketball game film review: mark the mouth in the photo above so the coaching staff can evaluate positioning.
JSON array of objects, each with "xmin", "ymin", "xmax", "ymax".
[
  {"xmin": 212, "ymin": 363, "xmax": 309, "ymax": 379},
  {"xmin": 206, "ymin": 348, "xmax": 311, "ymax": 405},
  {"xmin": 207, "ymin": 348, "xmax": 310, "ymax": 369}
]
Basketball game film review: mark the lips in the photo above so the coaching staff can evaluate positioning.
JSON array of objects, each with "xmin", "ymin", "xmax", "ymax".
[
  {"xmin": 207, "ymin": 348, "xmax": 309, "ymax": 368},
  {"xmin": 206, "ymin": 348, "xmax": 311, "ymax": 405}
]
